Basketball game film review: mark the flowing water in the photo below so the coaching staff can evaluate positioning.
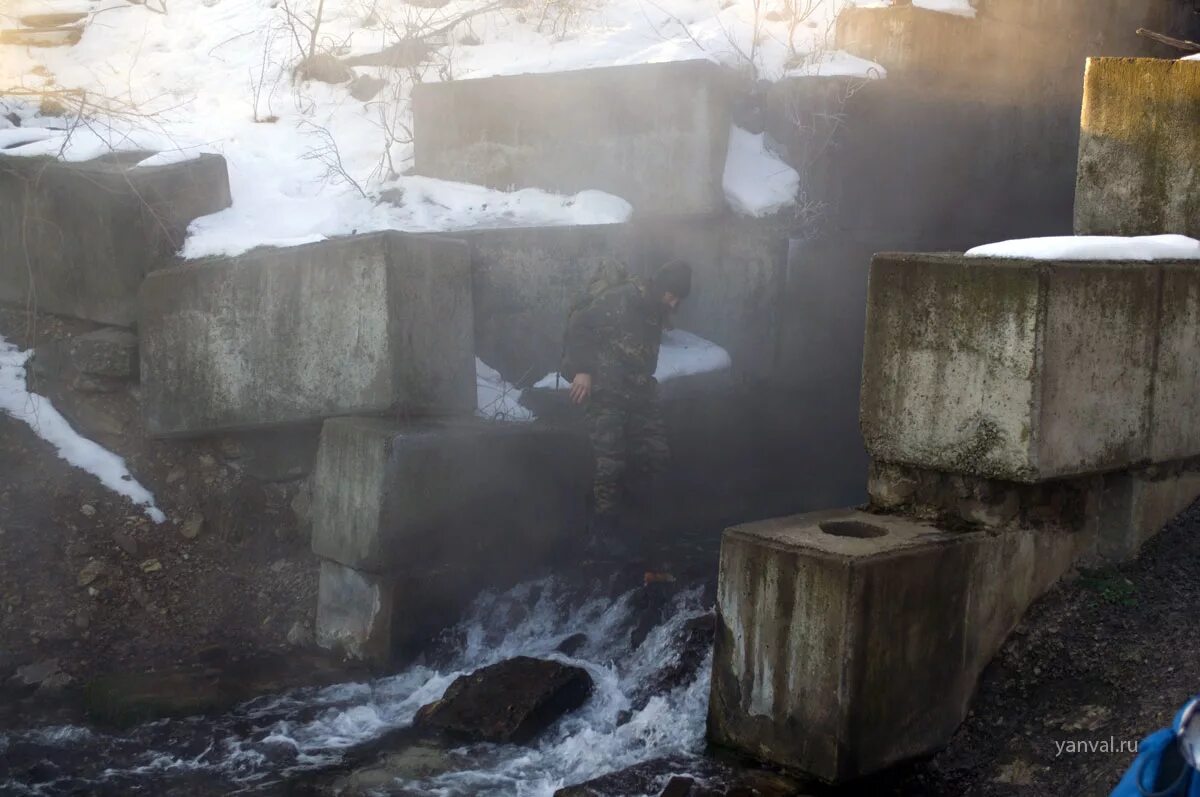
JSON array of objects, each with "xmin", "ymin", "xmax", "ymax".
[{"xmin": 0, "ymin": 577, "xmax": 715, "ymax": 796}]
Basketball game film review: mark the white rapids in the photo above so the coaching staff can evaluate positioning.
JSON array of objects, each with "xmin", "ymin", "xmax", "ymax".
[{"xmin": 0, "ymin": 578, "xmax": 714, "ymax": 796}]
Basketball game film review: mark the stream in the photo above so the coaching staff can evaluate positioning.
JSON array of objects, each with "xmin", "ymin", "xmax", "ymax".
[{"xmin": 0, "ymin": 577, "xmax": 715, "ymax": 796}]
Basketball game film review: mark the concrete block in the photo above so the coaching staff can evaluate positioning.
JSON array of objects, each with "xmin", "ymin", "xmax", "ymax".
[
  {"xmin": 860, "ymin": 253, "xmax": 1159, "ymax": 482},
  {"xmin": 316, "ymin": 559, "xmax": 473, "ymax": 664},
  {"xmin": 315, "ymin": 560, "xmax": 395, "ymax": 663},
  {"xmin": 635, "ymin": 216, "xmax": 788, "ymax": 382},
  {"xmin": 1098, "ymin": 466, "xmax": 1200, "ymax": 562},
  {"xmin": 708, "ymin": 508, "xmax": 1085, "ymax": 783},
  {"xmin": 139, "ymin": 232, "xmax": 474, "ymax": 436},
  {"xmin": 311, "ymin": 417, "xmax": 589, "ymax": 574},
  {"xmin": 1152, "ymin": 263, "xmax": 1200, "ymax": 461},
  {"xmin": 1076, "ymin": 58, "xmax": 1200, "ymax": 237},
  {"xmin": 0, "ymin": 154, "xmax": 231, "ymax": 326},
  {"xmin": 449, "ymin": 225, "xmax": 637, "ymax": 385},
  {"xmin": 412, "ymin": 60, "xmax": 734, "ymax": 217}
]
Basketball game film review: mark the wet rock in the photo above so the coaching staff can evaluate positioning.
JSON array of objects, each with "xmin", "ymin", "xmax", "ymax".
[
  {"xmin": 556, "ymin": 632, "xmax": 588, "ymax": 656},
  {"xmin": 414, "ymin": 656, "xmax": 592, "ymax": 744},
  {"xmin": 333, "ymin": 742, "xmax": 456, "ymax": 794},
  {"xmin": 180, "ymin": 514, "xmax": 204, "ymax": 540},
  {"xmin": 166, "ymin": 467, "xmax": 186, "ymax": 485},
  {"xmin": 660, "ymin": 776, "xmax": 696, "ymax": 797}
]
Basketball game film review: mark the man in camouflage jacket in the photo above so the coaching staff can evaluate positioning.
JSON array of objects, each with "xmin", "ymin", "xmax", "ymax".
[{"xmin": 562, "ymin": 260, "xmax": 693, "ymax": 548}]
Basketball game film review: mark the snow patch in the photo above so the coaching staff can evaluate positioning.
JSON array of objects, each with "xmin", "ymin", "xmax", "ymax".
[
  {"xmin": 534, "ymin": 329, "xmax": 731, "ymax": 390},
  {"xmin": 966, "ymin": 235, "xmax": 1200, "ymax": 261},
  {"xmin": 2, "ymin": 0, "xmax": 880, "ymax": 259},
  {"xmin": 183, "ymin": 175, "xmax": 631, "ymax": 260},
  {"xmin": 476, "ymin": 358, "xmax": 534, "ymax": 423},
  {"xmin": 0, "ymin": 334, "xmax": 165, "ymax": 523},
  {"xmin": 723, "ymin": 126, "xmax": 800, "ymax": 218}
]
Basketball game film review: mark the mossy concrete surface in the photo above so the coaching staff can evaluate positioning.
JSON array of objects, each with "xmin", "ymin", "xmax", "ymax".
[
  {"xmin": 707, "ymin": 508, "xmax": 1085, "ymax": 783},
  {"xmin": 139, "ymin": 232, "xmax": 476, "ymax": 436},
  {"xmin": 0, "ymin": 154, "xmax": 231, "ymax": 327},
  {"xmin": 1075, "ymin": 57, "xmax": 1200, "ymax": 237},
  {"xmin": 859, "ymin": 253, "xmax": 1171, "ymax": 483}
]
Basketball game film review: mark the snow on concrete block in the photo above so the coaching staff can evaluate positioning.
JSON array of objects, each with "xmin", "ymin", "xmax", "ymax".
[
  {"xmin": 310, "ymin": 417, "xmax": 588, "ymax": 575},
  {"xmin": 708, "ymin": 508, "xmax": 1083, "ymax": 783},
  {"xmin": 1076, "ymin": 58, "xmax": 1200, "ymax": 238},
  {"xmin": 0, "ymin": 154, "xmax": 231, "ymax": 326},
  {"xmin": 860, "ymin": 253, "xmax": 1159, "ymax": 482},
  {"xmin": 139, "ymin": 232, "xmax": 475, "ymax": 436},
  {"xmin": 412, "ymin": 60, "xmax": 734, "ymax": 218}
]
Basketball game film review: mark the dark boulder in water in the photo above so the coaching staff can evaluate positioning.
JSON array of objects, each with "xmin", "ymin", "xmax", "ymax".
[{"xmin": 414, "ymin": 656, "xmax": 592, "ymax": 744}]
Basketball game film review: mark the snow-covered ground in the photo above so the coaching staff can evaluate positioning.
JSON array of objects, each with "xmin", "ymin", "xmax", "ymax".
[
  {"xmin": 0, "ymin": 0, "xmax": 890, "ymax": 257},
  {"xmin": 966, "ymin": 235, "xmax": 1200, "ymax": 261},
  {"xmin": 476, "ymin": 358, "xmax": 535, "ymax": 423},
  {"xmin": 0, "ymin": 334, "xmax": 164, "ymax": 522}
]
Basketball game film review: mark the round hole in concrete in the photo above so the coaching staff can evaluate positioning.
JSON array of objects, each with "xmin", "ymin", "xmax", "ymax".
[{"xmin": 819, "ymin": 520, "xmax": 889, "ymax": 539}]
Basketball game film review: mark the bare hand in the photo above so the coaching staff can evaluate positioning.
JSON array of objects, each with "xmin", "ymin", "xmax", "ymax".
[{"xmin": 570, "ymin": 373, "xmax": 592, "ymax": 405}]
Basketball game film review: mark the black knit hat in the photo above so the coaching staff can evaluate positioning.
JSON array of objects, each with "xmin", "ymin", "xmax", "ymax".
[{"xmin": 652, "ymin": 259, "xmax": 692, "ymax": 300}]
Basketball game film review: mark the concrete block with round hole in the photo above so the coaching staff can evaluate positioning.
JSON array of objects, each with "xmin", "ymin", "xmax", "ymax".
[{"xmin": 707, "ymin": 508, "xmax": 1088, "ymax": 783}]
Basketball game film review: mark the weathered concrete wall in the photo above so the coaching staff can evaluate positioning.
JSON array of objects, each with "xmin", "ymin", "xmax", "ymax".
[
  {"xmin": 451, "ymin": 225, "xmax": 637, "ymax": 385},
  {"xmin": 708, "ymin": 508, "xmax": 1086, "ymax": 783},
  {"xmin": 140, "ymin": 232, "xmax": 475, "ymax": 436},
  {"xmin": 0, "ymin": 154, "xmax": 231, "ymax": 326},
  {"xmin": 634, "ymin": 216, "xmax": 789, "ymax": 382},
  {"xmin": 1076, "ymin": 58, "xmax": 1200, "ymax": 237},
  {"xmin": 1154, "ymin": 263, "xmax": 1200, "ymax": 461},
  {"xmin": 311, "ymin": 416, "xmax": 588, "ymax": 573},
  {"xmin": 412, "ymin": 60, "xmax": 734, "ymax": 218},
  {"xmin": 311, "ymin": 416, "xmax": 589, "ymax": 661},
  {"xmin": 860, "ymin": 253, "xmax": 1162, "ymax": 482}
]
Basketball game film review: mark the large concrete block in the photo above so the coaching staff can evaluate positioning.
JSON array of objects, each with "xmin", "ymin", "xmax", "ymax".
[
  {"xmin": 1075, "ymin": 58, "xmax": 1200, "ymax": 238},
  {"xmin": 1152, "ymin": 263, "xmax": 1200, "ymax": 461},
  {"xmin": 860, "ymin": 253, "xmax": 1159, "ymax": 482},
  {"xmin": 1098, "ymin": 465, "xmax": 1200, "ymax": 562},
  {"xmin": 311, "ymin": 416, "xmax": 589, "ymax": 574},
  {"xmin": 708, "ymin": 508, "xmax": 1085, "ymax": 783},
  {"xmin": 412, "ymin": 61, "xmax": 734, "ymax": 217},
  {"xmin": 450, "ymin": 225, "xmax": 637, "ymax": 385},
  {"xmin": 316, "ymin": 560, "xmax": 471, "ymax": 664},
  {"xmin": 0, "ymin": 154, "xmax": 231, "ymax": 326},
  {"xmin": 635, "ymin": 216, "xmax": 789, "ymax": 382},
  {"xmin": 139, "ymin": 232, "xmax": 474, "ymax": 435}
]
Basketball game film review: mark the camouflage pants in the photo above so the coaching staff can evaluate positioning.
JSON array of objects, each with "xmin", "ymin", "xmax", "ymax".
[{"xmin": 586, "ymin": 392, "xmax": 669, "ymax": 517}]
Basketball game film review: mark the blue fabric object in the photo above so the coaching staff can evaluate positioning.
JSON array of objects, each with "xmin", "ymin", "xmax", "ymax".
[{"xmin": 1112, "ymin": 700, "xmax": 1200, "ymax": 797}]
